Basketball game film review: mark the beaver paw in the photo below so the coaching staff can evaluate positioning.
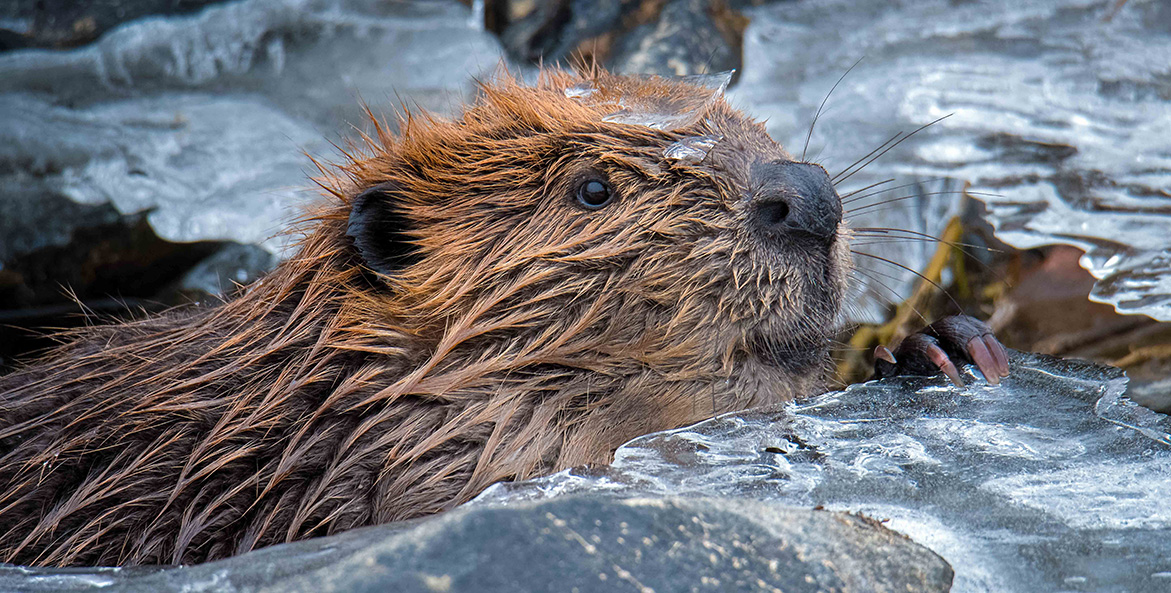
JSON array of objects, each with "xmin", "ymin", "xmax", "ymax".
[{"xmin": 873, "ymin": 315, "xmax": 1009, "ymax": 387}]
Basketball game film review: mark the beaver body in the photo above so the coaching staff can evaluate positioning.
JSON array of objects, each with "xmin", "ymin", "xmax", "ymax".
[{"xmin": 0, "ymin": 70, "xmax": 850, "ymax": 566}]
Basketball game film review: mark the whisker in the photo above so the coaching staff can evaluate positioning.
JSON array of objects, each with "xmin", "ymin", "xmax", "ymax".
[
  {"xmin": 838, "ymin": 295, "xmax": 874, "ymax": 325},
  {"xmin": 831, "ymin": 131, "xmax": 903, "ymax": 185},
  {"xmin": 849, "ymin": 191, "xmax": 970, "ymax": 215},
  {"xmin": 838, "ymin": 178, "xmax": 896, "ymax": 200},
  {"xmin": 849, "ymin": 267, "xmax": 930, "ymax": 325},
  {"xmin": 851, "ymin": 250, "xmax": 961, "ymax": 311},
  {"xmin": 833, "ymin": 114, "xmax": 952, "ymax": 186},
  {"xmin": 828, "ymin": 337, "xmax": 867, "ymax": 350},
  {"xmin": 854, "ymin": 227, "xmax": 1010, "ymax": 287},
  {"xmin": 848, "ymin": 190, "xmax": 1003, "ymax": 215},
  {"xmin": 802, "ymin": 57, "xmax": 864, "ymax": 162},
  {"xmin": 850, "ymin": 268, "xmax": 903, "ymax": 302},
  {"xmin": 853, "ymin": 227, "xmax": 1000, "ymax": 253},
  {"xmin": 852, "ymin": 238, "xmax": 937, "ymax": 247},
  {"xmin": 851, "ymin": 237, "xmax": 991, "ymax": 252},
  {"xmin": 842, "ymin": 178, "xmax": 949, "ymax": 205}
]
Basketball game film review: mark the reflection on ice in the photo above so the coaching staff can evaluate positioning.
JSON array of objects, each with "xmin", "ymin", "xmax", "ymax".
[
  {"xmin": 476, "ymin": 350, "xmax": 1171, "ymax": 592},
  {"xmin": 1096, "ymin": 383, "xmax": 1171, "ymax": 447},
  {"xmin": 678, "ymin": 70, "xmax": 734, "ymax": 94}
]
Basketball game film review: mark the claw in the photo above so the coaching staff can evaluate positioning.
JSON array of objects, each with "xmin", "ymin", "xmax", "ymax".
[
  {"xmin": 982, "ymin": 334, "xmax": 1010, "ymax": 377},
  {"xmin": 874, "ymin": 345, "xmax": 897, "ymax": 364},
  {"xmin": 966, "ymin": 336, "xmax": 1000, "ymax": 385},
  {"xmin": 924, "ymin": 342, "xmax": 964, "ymax": 387}
]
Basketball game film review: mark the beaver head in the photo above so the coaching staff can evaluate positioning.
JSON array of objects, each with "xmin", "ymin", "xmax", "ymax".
[{"xmin": 339, "ymin": 69, "xmax": 849, "ymax": 427}]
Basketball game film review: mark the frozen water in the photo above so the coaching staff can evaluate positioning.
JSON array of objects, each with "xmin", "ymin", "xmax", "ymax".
[
  {"xmin": 662, "ymin": 134, "xmax": 722, "ymax": 164},
  {"xmin": 679, "ymin": 70, "xmax": 734, "ymax": 94},
  {"xmin": 564, "ymin": 71, "xmax": 732, "ymax": 131},
  {"xmin": 475, "ymin": 350, "xmax": 1171, "ymax": 593},
  {"xmin": 0, "ymin": 0, "xmax": 504, "ymax": 254},
  {"xmin": 599, "ymin": 70, "xmax": 734, "ymax": 130},
  {"xmin": 562, "ymin": 81, "xmax": 596, "ymax": 100},
  {"xmin": 733, "ymin": 0, "xmax": 1171, "ymax": 322}
]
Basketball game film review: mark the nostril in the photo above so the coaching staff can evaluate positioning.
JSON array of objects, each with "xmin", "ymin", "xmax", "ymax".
[
  {"xmin": 751, "ymin": 160, "xmax": 843, "ymax": 244},
  {"xmin": 759, "ymin": 200, "xmax": 790, "ymax": 228}
]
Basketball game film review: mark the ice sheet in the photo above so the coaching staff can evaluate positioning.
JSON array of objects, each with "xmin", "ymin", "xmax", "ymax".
[
  {"xmin": 476, "ymin": 351, "xmax": 1171, "ymax": 593},
  {"xmin": 662, "ymin": 134, "xmax": 722, "ymax": 164}
]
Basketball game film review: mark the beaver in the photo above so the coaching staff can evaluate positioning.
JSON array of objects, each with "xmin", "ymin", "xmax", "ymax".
[{"xmin": 0, "ymin": 68, "xmax": 1007, "ymax": 567}]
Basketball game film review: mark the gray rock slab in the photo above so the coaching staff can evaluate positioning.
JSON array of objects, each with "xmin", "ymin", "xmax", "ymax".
[{"xmin": 0, "ymin": 497, "xmax": 952, "ymax": 593}]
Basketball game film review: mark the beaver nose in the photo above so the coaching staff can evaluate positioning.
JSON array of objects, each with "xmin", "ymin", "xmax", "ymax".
[{"xmin": 751, "ymin": 161, "xmax": 842, "ymax": 244}]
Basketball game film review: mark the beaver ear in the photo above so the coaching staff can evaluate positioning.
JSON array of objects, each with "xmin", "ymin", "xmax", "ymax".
[{"xmin": 346, "ymin": 182, "xmax": 420, "ymax": 277}]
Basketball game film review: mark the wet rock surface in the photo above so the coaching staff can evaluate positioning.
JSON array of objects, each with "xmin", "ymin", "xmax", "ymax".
[
  {"xmin": 0, "ymin": 193, "xmax": 243, "ymax": 369},
  {"xmin": 0, "ymin": 497, "xmax": 952, "ymax": 593},
  {"xmin": 0, "ymin": 0, "xmax": 230, "ymax": 50},
  {"xmin": 608, "ymin": 0, "xmax": 745, "ymax": 77}
]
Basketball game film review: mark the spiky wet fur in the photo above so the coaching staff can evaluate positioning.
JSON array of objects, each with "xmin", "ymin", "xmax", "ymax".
[{"xmin": 0, "ymin": 69, "xmax": 850, "ymax": 566}]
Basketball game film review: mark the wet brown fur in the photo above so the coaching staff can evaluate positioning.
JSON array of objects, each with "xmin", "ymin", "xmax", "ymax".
[{"xmin": 0, "ymin": 69, "xmax": 850, "ymax": 566}]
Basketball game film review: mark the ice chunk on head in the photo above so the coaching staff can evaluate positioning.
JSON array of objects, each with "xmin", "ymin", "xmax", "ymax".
[
  {"xmin": 563, "ymin": 82, "xmax": 596, "ymax": 99},
  {"xmin": 663, "ymin": 134, "xmax": 723, "ymax": 164},
  {"xmin": 678, "ymin": 71, "xmax": 734, "ymax": 94},
  {"xmin": 568, "ymin": 71, "xmax": 734, "ymax": 131}
]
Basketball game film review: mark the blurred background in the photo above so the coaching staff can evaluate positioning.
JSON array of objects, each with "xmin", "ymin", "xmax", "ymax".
[{"xmin": 1, "ymin": 0, "xmax": 1169, "ymax": 407}]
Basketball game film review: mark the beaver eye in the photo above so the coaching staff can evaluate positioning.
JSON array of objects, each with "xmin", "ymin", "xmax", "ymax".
[{"xmin": 576, "ymin": 179, "xmax": 614, "ymax": 210}]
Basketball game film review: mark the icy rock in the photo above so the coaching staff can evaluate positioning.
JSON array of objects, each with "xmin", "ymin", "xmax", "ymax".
[
  {"xmin": 0, "ymin": 497, "xmax": 952, "ymax": 593},
  {"xmin": 497, "ymin": 0, "xmax": 628, "ymax": 65},
  {"xmin": 0, "ymin": 0, "xmax": 505, "ymax": 256},
  {"xmin": 733, "ymin": 0, "xmax": 1171, "ymax": 322},
  {"xmin": 0, "ymin": 186, "xmax": 126, "ymax": 264},
  {"xmin": 0, "ymin": 0, "xmax": 229, "ymax": 49},
  {"xmin": 496, "ymin": 0, "xmax": 744, "ymax": 78}
]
